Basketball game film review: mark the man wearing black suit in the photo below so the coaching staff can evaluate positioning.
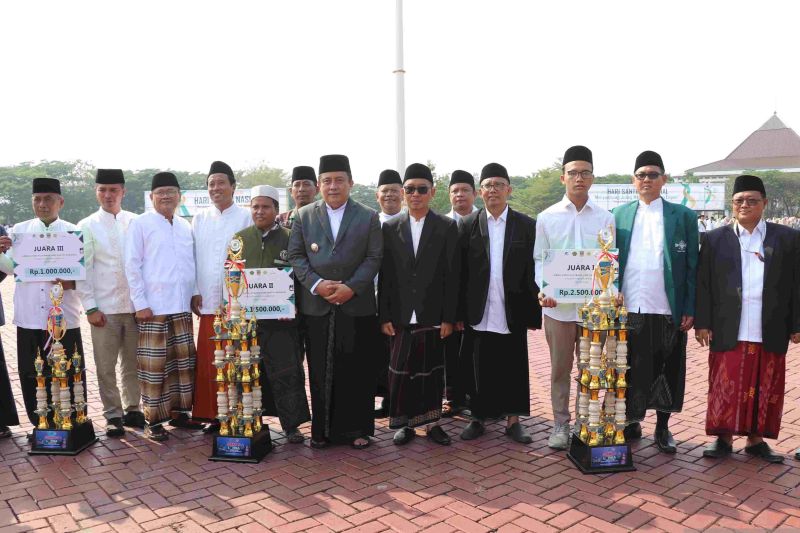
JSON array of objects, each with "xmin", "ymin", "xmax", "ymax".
[
  {"xmin": 458, "ymin": 163, "xmax": 541, "ymax": 444},
  {"xmin": 287, "ymin": 154, "xmax": 383, "ymax": 450},
  {"xmin": 379, "ymin": 163, "xmax": 460, "ymax": 446},
  {"xmin": 697, "ymin": 175, "xmax": 800, "ymax": 464}
]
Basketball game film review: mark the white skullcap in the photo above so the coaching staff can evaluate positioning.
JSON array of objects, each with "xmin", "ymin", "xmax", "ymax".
[{"xmin": 250, "ymin": 185, "xmax": 279, "ymax": 203}]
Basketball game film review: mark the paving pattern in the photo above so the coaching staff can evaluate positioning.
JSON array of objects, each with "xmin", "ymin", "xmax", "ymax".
[{"xmin": 1, "ymin": 280, "xmax": 799, "ymax": 532}]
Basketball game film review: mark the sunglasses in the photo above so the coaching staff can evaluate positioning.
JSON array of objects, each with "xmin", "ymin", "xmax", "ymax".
[{"xmin": 403, "ymin": 185, "xmax": 430, "ymax": 195}]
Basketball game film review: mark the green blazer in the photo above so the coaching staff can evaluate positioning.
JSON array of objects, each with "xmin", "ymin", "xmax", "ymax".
[
  {"xmin": 235, "ymin": 224, "xmax": 291, "ymax": 269},
  {"xmin": 612, "ymin": 198, "xmax": 699, "ymax": 324}
]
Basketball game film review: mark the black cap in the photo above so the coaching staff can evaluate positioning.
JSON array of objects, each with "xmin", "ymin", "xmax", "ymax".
[
  {"xmin": 377, "ymin": 169, "xmax": 402, "ymax": 187},
  {"xmin": 319, "ymin": 154, "xmax": 351, "ymax": 175},
  {"xmin": 151, "ymin": 172, "xmax": 180, "ymax": 191},
  {"xmin": 480, "ymin": 162, "xmax": 509, "ymax": 182},
  {"xmin": 32, "ymin": 178, "xmax": 61, "ymax": 195},
  {"xmin": 732, "ymin": 175, "xmax": 766, "ymax": 197},
  {"xmin": 95, "ymin": 169, "xmax": 125, "ymax": 185},
  {"xmin": 634, "ymin": 150, "xmax": 665, "ymax": 173},
  {"xmin": 208, "ymin": 161, "xmax": 235, "ymax": 183},
  {"xmin": 449, "ymin": 170, "xmax": 475, "ymax": 190},
  {"xmin": 291, "ymin": 165, "xmax": 317, "ymax": 183},
  {"xmin": 563, "ymin": 145, "xmax": 593, "ymax": 167},
  {"xmin": 404, "ymin": 163, "xmax": 433, "ymax": 184}
]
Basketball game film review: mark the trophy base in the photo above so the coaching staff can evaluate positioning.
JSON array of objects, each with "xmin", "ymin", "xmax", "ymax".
[
  {"xmin": 29, "ymin": 421, "xmax": 98, "ymax": 456},
  {"xmin": 567, "ymin": 433, "xmax": 635, "ymax": 474},
  {"xmin": 210, "ymin": 429, "xmax": 272, "ymax": 463}
]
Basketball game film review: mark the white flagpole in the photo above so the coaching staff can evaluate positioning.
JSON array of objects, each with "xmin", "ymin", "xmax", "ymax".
[{"xmin": 394, "ymin": 0, "xmax": 406, "ymax": 173}]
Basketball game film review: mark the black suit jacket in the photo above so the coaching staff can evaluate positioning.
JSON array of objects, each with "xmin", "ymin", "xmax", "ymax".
[
  {"xmin": 458, "ymin": 206, "xmax": 542, "ymax": 332},
  {"xmin": 695, "ymin": 222, "xmax": 800, "ymax": 354},
  {"xmin": 378, "ymin": 211, "xmax": 460, "ymax": 327}
]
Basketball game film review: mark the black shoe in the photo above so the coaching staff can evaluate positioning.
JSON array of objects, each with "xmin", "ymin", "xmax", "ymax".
[
  {"xmin": 168, "ymin": 414, "xmax": 204, "ymax": 430},
  {"xmin": 623, "ymin": 422, "xmax": 642, "ymax": 440},
  {"xmin": 0, "ymin": 425, "xmax": 11, "ymax": 439},
  {"xmin": 393, "ymin": 427, "xmax": 416, "ymax": 446},
  {"xmin": 310, "ymin": 438, "xmax": 330, "ymax": 449},
  {"xmin": 373, "ymin": 398, "xmax": 389, "ymax": 419},
  {"xmin": 106, "ymin": 418, "xmax": 125, "ymax": 438},
  {"xmin": 351, "ymin": 436, "xmax": 371, "ymax": 450},
  {"xmin": 654, "ymin": 427, "xmax": 677, "ymax": 454},
  {"xmin": 202, "ymin": 421, "xmax": 221, "ymax": 434},
  {"xmin": 286, "ymin": 427, "xmax": 305, "ymax": 444},
  {"xmin": 460, "ymin": 420, "xmax": 485, "ymax": 441},
  {"xmin": 702, "ymin": 437, "xmax": 733, "ymax": 458},
  {"xmin": 744, "ymin": 442, "xmax": 784, "ymax": 464},
  {"xmin": 26, "ymin": 432, "xmax": 33, "ymax": 443},
  {"xmin": 505, "ymin": 422, "xmax": 532, "ymax": 444},
  {"xmin": 123, "ymin": 411, "xmax": 146, "ymax": 429},
  {"xmin": 441, "ymin": 401, "xmax": 463, "ymax": 418},
  {"xmin": 426, "ymin": 425, "xmax": 451, "ymax": 446},
  {"xmin": 144, "ymin": 424, "xmax": 169, "ymax": 442},
  {"xmin": 795, "ymin": 448, "xmax": 800, "ymax": 461}
]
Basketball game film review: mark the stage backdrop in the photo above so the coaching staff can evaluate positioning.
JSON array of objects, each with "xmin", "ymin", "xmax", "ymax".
[
  {"xmin": 144, "ymin": 189, "xmax": 289, "ymax": 217},
  {"xmin": 589, "ymin": 183, "xmax": 725, "ymax": 211}
]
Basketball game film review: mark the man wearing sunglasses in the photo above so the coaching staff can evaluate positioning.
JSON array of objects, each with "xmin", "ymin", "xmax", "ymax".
[
  {"xmin": 613, "ymin": 151, "xmax": 698, "ymax": 454},
  {"xmin": 697, "ymin": 174, "xmax": 800, "ymax": 464},
  {"xmin": 378, "ymin": 163, "xmax": 460, "ymax": 446},
  {"xmin": 458, "ymin": 163, "xmax": 541, "ymax": 444}
]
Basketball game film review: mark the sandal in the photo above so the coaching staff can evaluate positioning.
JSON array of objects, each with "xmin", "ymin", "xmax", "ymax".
[{"xmin": 441, "ymin": 402, "xmax": 462, "ymax": 418}]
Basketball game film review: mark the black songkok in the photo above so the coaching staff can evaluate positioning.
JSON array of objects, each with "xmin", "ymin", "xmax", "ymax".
[
  {"xmin": 95, "ymin": 169, "xmax": 125, "ymax": 185},
  {"xmin": 449, "ymin": 170, "xmax": 475, "ymax": 189},
  {"xmin": 732, "ymin": 175, "xmax": 766, "ymax": 197},
  {"xmin": 480, "ymin": 162, "xmax": 509, "ymax": 182},
  {"xmin": 208, "ymin": 161, "xmax": 235, "ymax": 182},
  {"xmin": 151, "ymin": 172, "xmax": 180, "ymax": 191},
  {"xmin": 32, "ymin": 178, "xmax": 61, "ymax": 195},
  {"xmin": 291, "ymin": 165, "xmax": 317, "ymax": 183},
  {"xmin": 563, "ymin": 145, "xmax": 593, "ymax": 166},
  {"xmin": 377, "ymin": 169, "xmax": 402, "ymax": 187},
  {"xmin": 634, "ymin": 150, "xmax": 665, "ymax": 173},
  {"xmin": 319, "ymin": 154, "xmax": 351, "ymax": 175},
  {"xmin": 403, "ymin": 163, "xmax": 433, "ymax": 184}
]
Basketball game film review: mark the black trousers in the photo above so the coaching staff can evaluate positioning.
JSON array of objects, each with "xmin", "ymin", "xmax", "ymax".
[
  {"xmin": 469, "ymin": 328, "xmax": 530, "ymax": 420},
  {"xmin": 0, "ymin": 339, "xmax": 20, "ymax": 426}
]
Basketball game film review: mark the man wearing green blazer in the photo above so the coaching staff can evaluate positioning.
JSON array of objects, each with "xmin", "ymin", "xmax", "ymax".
[{"xmin": 612, "ymin": 151, "xmax": 698, "ymax": 454}]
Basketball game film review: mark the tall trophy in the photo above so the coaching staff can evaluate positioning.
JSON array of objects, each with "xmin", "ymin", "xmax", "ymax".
[
  {"xmin": 209, "ymin": 237, "xmax": 272, "ymax": 463},
  {"xmin": 566, "ymin": 226, "xmax": 635, "ymax": 474},
  {"xmin": 29, "ymin": 283, "xmax": 98, "ymax": 455}
]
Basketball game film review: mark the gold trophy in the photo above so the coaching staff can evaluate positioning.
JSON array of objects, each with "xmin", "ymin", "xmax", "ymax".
[{"xmin": 30, "ymin": 283, "xmax": 97, "ymax": 455}]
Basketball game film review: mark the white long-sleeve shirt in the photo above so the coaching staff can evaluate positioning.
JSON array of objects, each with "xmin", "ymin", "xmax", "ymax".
[
  {"xmin": 621, "ymin": 198, "xmax": 671, "ymax": 315},
  {"xmin": 192, "ymin": 204, "xmax": 252, "ymax": 314},
  {"xmin": 446, "ymin": 205, "xmax": 478, "ymax": 222},
  {"xmin": 474, "ymin": 206, "xmax": 510, "ymax": 334},
  {"xmin": 76, "ymin": 208, "xmax": 136, "ymax": 315},
  {"xmin": 124, "ymin": 211, "xmax": 198, "ymax": 315},
  {"xmin": 0, "ymin": 217, "xmax": 82, "ymax": 330},
  {"xmin": 534, "ymin": 196, "xmax": 615, "ymax": 322},
  {"xmin": 736, "ymin": 219, "xmax": 766, "ymax": 343}
]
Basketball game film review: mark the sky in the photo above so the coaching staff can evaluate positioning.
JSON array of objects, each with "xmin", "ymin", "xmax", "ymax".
[{"xmin": 1, "ymin": 0, "xmax": 798, "ymax": 183}]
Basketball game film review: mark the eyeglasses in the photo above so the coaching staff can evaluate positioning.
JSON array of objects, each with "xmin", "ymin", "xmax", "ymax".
[
  {"xmin": 733, "ymin": 197, "xmax": 763, "ymax": 207},
  {"xmin": 566, "ymin": 170, "xmax": 593, "ymax": 179},
  {"xmin": 634, "ymin": 172, "xmax": 662, "ymax": 180},
  {"xmin": 153, "ymin": 190, "xmax": 179, "ymax": 198},
  {"xmin": 403, "ymin": 185, "xmax": 429, "ymax": 195},
  {"xmin": 480, "ymin": 182, "xmax": 509, "ymax": 191}
]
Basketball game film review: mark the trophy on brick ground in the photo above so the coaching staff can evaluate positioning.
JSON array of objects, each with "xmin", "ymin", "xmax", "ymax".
[
  {"xmin": 567, "ymin": 227, "xmax": 635, "ymax": 474},
  {"xmin": 209, "ymin": 237, "xmax": 272, "ymax": 463},
  {"xmin": 29, "ymin": 283, "xmax": 97, "ymax": 455}
]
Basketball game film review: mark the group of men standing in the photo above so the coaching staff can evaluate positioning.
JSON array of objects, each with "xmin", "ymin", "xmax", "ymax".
[{"xmin": 0, "ymin": 150, "xmax": 797, "ymax": 463}]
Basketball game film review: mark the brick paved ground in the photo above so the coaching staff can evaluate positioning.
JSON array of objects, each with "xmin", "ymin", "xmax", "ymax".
[{"xmin": 1, "ymin": 280, "xmax": 799, "ymax": 533}]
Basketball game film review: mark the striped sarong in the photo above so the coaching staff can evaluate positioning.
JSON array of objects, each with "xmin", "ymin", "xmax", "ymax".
[{"xmin": 137, "ymin": 313, "xmax": 196, "ymax": 425}]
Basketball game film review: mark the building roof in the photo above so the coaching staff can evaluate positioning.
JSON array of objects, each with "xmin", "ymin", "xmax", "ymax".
[{"xmin": 686, "ymin": 113, "xmax": 800, "ymax": 175}]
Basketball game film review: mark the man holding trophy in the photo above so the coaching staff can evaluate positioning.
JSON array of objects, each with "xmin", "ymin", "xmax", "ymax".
[
  {"xmin": 535, "ymin": 146, "xmax": 615, "ymax": 450},
  {"xmin": 0, "ymin": 178, "xmax": 87, "ymax": 431}
]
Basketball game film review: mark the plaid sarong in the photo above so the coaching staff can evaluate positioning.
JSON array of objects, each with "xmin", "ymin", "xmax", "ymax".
[{"xmin": 137, "ymin": 313, "xmax": 196, "ymax": 425}]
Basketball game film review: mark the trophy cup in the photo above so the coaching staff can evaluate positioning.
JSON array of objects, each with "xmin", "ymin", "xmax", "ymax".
[
  {"xmin": 210, "ymin": 237, "xmax": 272, "ymax": 463},
  {"xmin": 566, "ymin": 227, "xmax": 635, "ymax": 474},
  {"xmin": 29, "ymin": 283, "xmax": 98, "ymax": 455}
]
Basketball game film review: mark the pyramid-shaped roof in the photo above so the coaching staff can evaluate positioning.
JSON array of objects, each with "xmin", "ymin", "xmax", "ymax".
[{"xmin": 686, "ymin": 113, "xmax": 800, "ymax": 175}]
